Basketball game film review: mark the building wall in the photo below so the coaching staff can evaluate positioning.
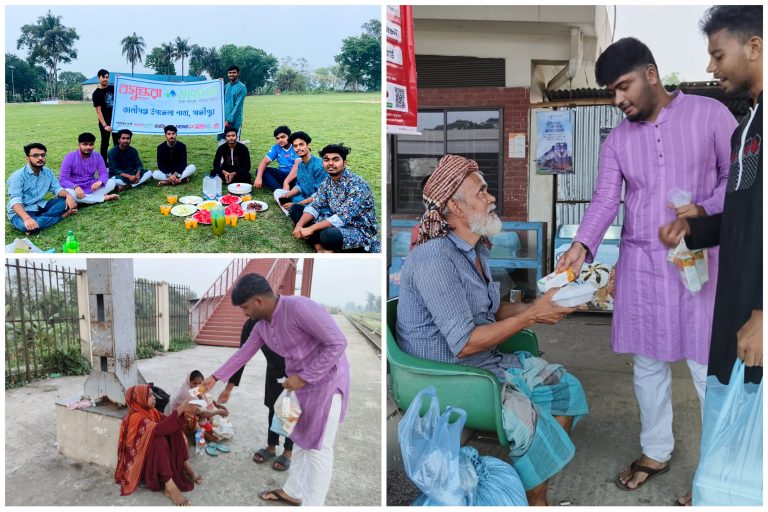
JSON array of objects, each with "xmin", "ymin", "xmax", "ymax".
[{"xmin": 418, "ymin": 86, "xmax": 530, "ymax": 220}]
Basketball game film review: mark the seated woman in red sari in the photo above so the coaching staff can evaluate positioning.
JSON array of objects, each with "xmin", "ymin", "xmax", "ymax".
[{"xmin": 115, "ymin": 384, "xmax": 202, "ymax": 506}]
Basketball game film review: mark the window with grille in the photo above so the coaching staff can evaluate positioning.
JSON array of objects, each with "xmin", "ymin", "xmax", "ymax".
[{"xmin": 393, "ymin": 109, "xmax": 503, "ymax": 214}]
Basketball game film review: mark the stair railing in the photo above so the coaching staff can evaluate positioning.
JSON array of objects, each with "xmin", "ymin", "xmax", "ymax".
[{"xmin": 190, "ymin": 258, "xmax": 249, "ymax": 338}]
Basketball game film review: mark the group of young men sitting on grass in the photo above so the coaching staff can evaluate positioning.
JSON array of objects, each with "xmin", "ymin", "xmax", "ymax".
[{"xmin": 6, "ymin": 124, "xmax": 380, "ymax": 253}]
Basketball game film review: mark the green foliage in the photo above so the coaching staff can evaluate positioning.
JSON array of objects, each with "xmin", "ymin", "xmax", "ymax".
[
  {"xmin": 136, "ymin": 340, "xmax": 162, "ymax": 359},
  {"xmin": 5, "ymin": 53, "xmax": 47, "ymax": 102},
  {"xmin": 58, "ymin": 71, "xmax": 86, "ymax": 101},
  {"xmin": 274, "ymin": 65, "xmax": 309, "ymax": 93},
  {"xmin": 145, "ymin": 45, "xmax": 177, "ymax": 77},
  {"xmin": 219, "ymin": 44, "xmax": 278, "ymax": 93},
  {"xmin": 169, "ymin": 337, "xmax": 197, "ymax": 352},
  {"xmin": 335, "ymin": 19, "xmax": 381, "ymax": 91},
  {"xmin": 16, "ymin": 10, "xmax": 79, "ymax": 99},
  {"xmin": 662, "ymin": 72, "xmax": 684, "ymax": 86},
  {"xmin": 121, "ymin": 32, "xmax": 146, "ymax": 77},
  {"xmin": 4, "ymin": 93, "xmax": 381, "ymax": 252},
  {"xmin": 42, "ymin": 348, "xmax": 91, "ymax": 376}
]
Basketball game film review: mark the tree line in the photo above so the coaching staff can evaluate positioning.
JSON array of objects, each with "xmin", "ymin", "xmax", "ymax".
[{"xmin": 7, "ymin": 10, "xmax": 381, "ymax": 102}]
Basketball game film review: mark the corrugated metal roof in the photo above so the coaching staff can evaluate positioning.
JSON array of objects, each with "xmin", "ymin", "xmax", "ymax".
[
  {"xmin": 546, "ymin": 82, "xmax": 752, "ymax": 118},
  {"xmin": 81, "ymin": 73, "xmax": 206, "ymax": 85}
]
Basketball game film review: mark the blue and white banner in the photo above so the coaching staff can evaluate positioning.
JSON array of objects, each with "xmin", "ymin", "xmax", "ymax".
[{"xmin": 112, "ymin": 76, "xmax": 224, "ymax": 135}]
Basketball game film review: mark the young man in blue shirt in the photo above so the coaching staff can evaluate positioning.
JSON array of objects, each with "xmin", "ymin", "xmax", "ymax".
[
  {"xmin": 254, "ymin": 125, "xmax": 300, "ymax": 191},
  {"xmin": 274, "ymin": 131, "xmax": 327, "ymax": 219},
  {"xmin": 6, "ymin": 143, "xmax": 77, "ymax": 233}
]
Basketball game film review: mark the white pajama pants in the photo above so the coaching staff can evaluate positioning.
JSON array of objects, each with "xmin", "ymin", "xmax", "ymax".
[
  {"xmin": 282, "ymin": 393, "xmax": 342, "ymax": 506},
  {"xmin": 151, "ymin": 165, "xmax": 197, "ymax": 181},
  {"xmin": 65, "ymin": 177, "xmax": 117, "ymax": 204},
  {"xmin": 114, "ymin": 171, "xmax": 152, "ymax": 188},
  {"xmin": 633, "ymin": 354, "xmax": 707, "ymax": 462}
]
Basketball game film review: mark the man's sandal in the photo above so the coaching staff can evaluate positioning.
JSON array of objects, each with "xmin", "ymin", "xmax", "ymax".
[
  {"xmin": 615, "ymin": 460, "xmax": 670, "ymax": 491},
  {"xmin": 253, "ymin": 448, "xmax": 275, "ymax": 463},
  {"xmin": 259, "ymin": 488, "xmax": 300, "ymax": 506}
]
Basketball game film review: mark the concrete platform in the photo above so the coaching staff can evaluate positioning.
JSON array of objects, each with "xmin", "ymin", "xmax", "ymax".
[
  {"xmin": 6, "ymin": 315, "xmax": 381, "ymax": 506},
  {"xmin": 387, "ymin": 313, "xmax": 703, "ymax": 506}
]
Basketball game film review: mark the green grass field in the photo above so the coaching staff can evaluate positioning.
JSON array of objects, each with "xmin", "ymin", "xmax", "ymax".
[{"xmin": 4, "ymin": 93, "xmax": 381, "ymax": 253}]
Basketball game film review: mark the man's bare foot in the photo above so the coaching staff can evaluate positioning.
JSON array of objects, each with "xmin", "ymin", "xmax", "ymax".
[
  {"xmin": 617, "ymin": 455, "xmax": 669, "ymax": 490},
  {"xmin": 105, "ymin": 194, "xmax": 119, "ymax": 201},
  {"xmin": 163, "ymin": 479, "xmax": 190, "ymax": 506},
  {"xmin": 677, "ymin": 491, "xmax": 692, "ymax": 506},
  {"xmin": 158, "ymin": 180, "xmax": 170, "ymax": 186},
  {"xmin": 182, "ymin": 460, "xmax": 202, "ymax": 484},
  {"xmin": 217, "ymin": 388, "xmax": 231, "ymax": 404},
  {"xmin": 62, "ymin": 208, "xmax": 76, "ymax": 218}
]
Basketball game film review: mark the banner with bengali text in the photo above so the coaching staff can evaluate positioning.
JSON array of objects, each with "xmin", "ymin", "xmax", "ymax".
[
  {"xmin": 386, "ymin": 5, "xmax": 419, "ymax": 135},
  {"xmin": 112, "ymin": 76, "xmax": 224, "ymax": 135}
]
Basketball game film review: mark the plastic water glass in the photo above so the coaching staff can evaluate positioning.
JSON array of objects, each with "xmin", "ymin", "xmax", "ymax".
[
  {"xmin": 160, "ymin": 204, "xmax": 171, "ymax": 216},
  {"xmin": 185, "ymin": 218, "xmax": 194, "ymax": 230},
  {"xmin": 167, "ymin": 194, "xmax": 178, "ymax": 205},
  {"xmin": 230, "ymin": 215, "xmax": 238, "ymax": 227}
]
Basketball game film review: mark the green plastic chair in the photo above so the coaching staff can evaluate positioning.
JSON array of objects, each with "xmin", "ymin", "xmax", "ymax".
[{"xmin": 387, "ymin": 298, "xmax": 539, "ymax": 447}]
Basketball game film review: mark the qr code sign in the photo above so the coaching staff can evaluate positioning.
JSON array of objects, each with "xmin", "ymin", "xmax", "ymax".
[{"xmin": 387, "ymin": 83, "xmax": 408, "ymax": 112}]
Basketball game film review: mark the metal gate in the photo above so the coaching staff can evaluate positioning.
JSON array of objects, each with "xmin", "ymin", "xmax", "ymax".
[{"xmin": 169, "ymin": 283, "xmax": 192, "ymax": 340}]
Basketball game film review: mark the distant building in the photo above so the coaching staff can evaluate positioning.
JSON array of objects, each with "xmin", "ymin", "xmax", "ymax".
[{"xmin": 80, "ymin": 72, "xmax": 206, "ymax": 101}]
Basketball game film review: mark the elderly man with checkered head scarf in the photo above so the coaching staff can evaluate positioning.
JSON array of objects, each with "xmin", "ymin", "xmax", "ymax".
[{"xmin": 396, "ymin": 154, "xmax": 589, "ymax": 506}]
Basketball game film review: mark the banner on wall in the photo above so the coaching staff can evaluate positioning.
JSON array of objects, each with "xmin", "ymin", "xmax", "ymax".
[
  {"xmin": 535, "ymin": 110, "xmax": 574, "ymax": 174},
  {"xmin": 386, "ymin": 5, "xmax": 419, "ymax": 135},
  {"xmin": 112, "ymin": 76, "xmax": 224, "ymax": 135}
]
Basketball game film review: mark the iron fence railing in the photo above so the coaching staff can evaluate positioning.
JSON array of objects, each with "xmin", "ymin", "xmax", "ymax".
[
  {"xmin": 169, "ymin": 283, "xmax": 193, "ymax": 340},
  {"xmin": 134, "ymin": 279, "xmax": 161, "ymax": 348},
  {"xmin": 5, "ymin": 260, "xmax": 194, "ymax": 386},
  {"xmin": 5, "ymin": 259, "xmax": 81, "ymax": 386}
]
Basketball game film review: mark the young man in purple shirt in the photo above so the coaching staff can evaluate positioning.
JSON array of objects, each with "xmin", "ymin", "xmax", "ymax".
[
  {"xmin": 254, "ymin": 125, "xmax": 300, "ymax": 191},
  {"xmin": 557, "ymin": 38, "xmax": 737, "ymax": 492},
  {"xmin": 59, "ymin": 132, "xmax": 119, "ymax": 204},
  {"xmin": 203, "ymin": 273, "xmax": 350, "ymax": 506}
]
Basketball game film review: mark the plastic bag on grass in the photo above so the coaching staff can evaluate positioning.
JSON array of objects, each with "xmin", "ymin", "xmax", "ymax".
[{"xmin": 692, "ymin": 361, "xmax": 762, "ymax": 506}]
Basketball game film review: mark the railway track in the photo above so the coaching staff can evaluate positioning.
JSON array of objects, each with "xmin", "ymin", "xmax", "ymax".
[{"xmin": 343, "ymin": 313, "xmax": 381, "ymax": 354}]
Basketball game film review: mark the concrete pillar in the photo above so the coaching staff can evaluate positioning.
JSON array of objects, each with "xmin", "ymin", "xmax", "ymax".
[
  {"xmin": 158, "ymin": 282, "xmax": 170, "ymax": 350},
  {"xmin": 75, "ymin": 270, "xmax": 92, "ymax": 361}
]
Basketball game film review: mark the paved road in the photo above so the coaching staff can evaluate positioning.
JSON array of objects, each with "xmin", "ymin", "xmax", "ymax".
[
  {"xmin": 6, "ymin": 315, "xmax": 381, "ymax": 506},
  {"xmin": 387, "ymin": 313, "xmax": 703, "ymax": 506}
]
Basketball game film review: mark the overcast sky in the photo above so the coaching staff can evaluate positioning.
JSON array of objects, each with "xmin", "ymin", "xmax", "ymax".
[
  {"xmin": 5, "ymin": 4, "xmax": 380, "ymax": 77},
  {"xmin": 614, "ymin": 5, "xmax": 727, "ymax": 83},
  {"xmin": 40, "ymin": 257, "xmax": 381, "ymax": 309}
]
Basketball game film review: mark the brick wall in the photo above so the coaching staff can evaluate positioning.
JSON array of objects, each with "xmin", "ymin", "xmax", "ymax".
[{"xmin": 418, "ymin": 86, "xmax": 530, "ymax": 220}]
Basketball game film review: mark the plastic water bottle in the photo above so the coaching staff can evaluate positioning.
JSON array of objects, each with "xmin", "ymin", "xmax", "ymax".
[{"xmin": 62, "ymin": 230, "xmax": 79, "ymax": 253}]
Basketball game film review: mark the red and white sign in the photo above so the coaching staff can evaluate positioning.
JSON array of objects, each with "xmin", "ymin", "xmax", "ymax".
[{"xmin": 386, "ymin": 5, "xmax": 419, "ymax": 135}]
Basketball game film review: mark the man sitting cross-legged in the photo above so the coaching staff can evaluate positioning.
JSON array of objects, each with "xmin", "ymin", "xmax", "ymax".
[
  {"xmin": 211, "ymin": 127, "xmax": 252, "ymax": 184},
  {"xmin": 59, "ymin": 132, "xmax": 119, "ymax": 205},
  {"xmin": 6, "ymin": 143, "xmax": 77, "ymax": 234},
  {"xmin": 396, "ymin": 154, "xmax": 589, "ymax": 506},
  {"xmin": 292, "ymin": 144, "xmax": 380, "ymax": 253},
  {"xmin": 108, "ymin": 129, "xmax": 152, "ymax": 191},
  {"xmin": 152, "ymin": 125, "xmax": 197, "ymax": 186},
  {"xmin": 273, "ymin": 131, "xmax": 327, "ymax": 217},
  {"xmin": 254, "ymin": 125, "xmax": 299, "ymax": 191}
]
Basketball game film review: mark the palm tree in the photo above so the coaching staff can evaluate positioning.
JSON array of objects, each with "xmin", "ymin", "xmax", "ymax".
[
  {"xmin": 189, "ymin": 44, "xmax": 205, "ymax": 77},
  {"xmin": 121, "ymin": 32, "xmax": 146, "ymax": 76},
  {"xmin": 174, "ymin": 37, "xmax": 191, "ymax": 79},
  {"xmin": 160, "ymin": 41, "xmax": 175, "ymax": 81}
]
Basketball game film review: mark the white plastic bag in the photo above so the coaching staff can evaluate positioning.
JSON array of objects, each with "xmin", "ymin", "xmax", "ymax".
[
  {"xmin": 270, "ymin": 389, "xmax": 302, "ymax": 436},
  {"xmin": 666, "ymin": 189, "xmax": 708, "ymax": 293}
]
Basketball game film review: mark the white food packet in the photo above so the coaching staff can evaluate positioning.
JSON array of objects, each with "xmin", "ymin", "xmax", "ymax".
[{"xmin": 553, "ymin": 283, "xmax": 597, "ymax": 308}]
